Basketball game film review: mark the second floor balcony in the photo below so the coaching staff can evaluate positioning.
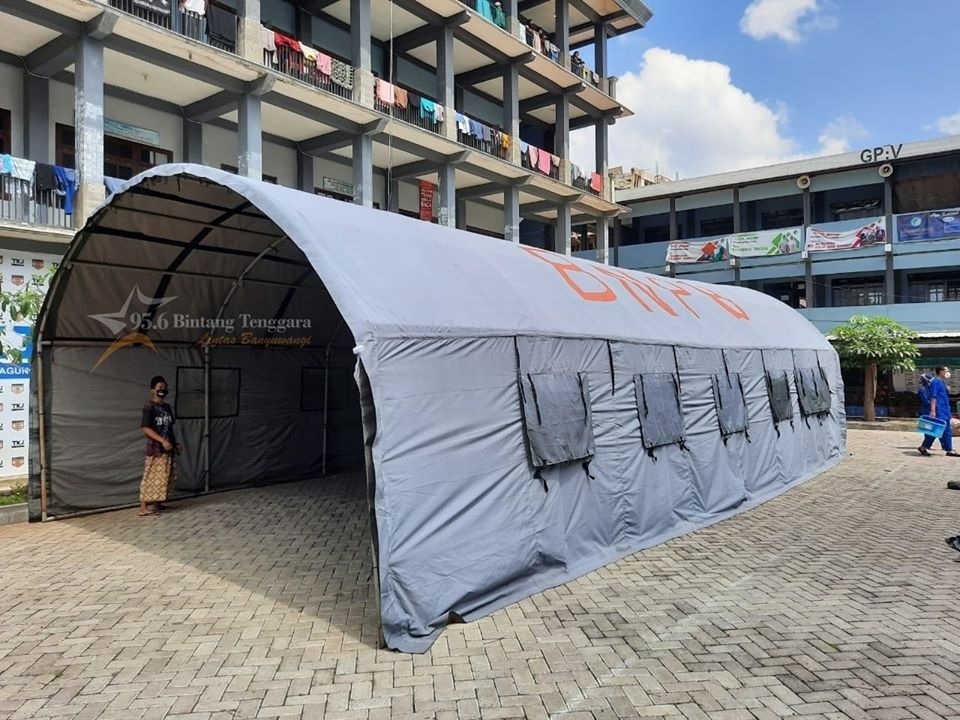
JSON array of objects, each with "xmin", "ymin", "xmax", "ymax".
[{"xmin": 109, "ymin": 0, "xmax": 239, "ymax": 53}]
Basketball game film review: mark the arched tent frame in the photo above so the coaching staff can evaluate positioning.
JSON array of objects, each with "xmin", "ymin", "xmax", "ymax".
[{"xmin": 31, "ymin": 165, "xmax": 846, "ymax": 653}]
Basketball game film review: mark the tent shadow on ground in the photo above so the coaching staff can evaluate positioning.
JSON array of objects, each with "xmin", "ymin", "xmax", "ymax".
[{"xmin": 71, "ymin": 473, "xmax": 380, "ymax": 650}]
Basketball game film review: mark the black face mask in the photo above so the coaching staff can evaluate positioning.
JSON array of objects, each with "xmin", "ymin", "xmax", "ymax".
[{"xmin": 156, "ymin": 388, "xmax": 168, "ymax": 398}]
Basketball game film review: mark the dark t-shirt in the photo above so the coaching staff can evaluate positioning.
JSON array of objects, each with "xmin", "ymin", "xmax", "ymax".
[{"xmin": 141, "ymin": 401, "xmax": 176, "ymax": 456}]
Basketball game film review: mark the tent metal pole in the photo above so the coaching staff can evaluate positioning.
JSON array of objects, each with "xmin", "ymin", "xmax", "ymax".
[
  {"xmin": 203, "ymin": 344, "xmax": 211, "ymax": 494},
  {"xmin": 36, "ymin": 343, "xmax": 49, "ymax": 521},
  {"xmin": 321, "ymin": 319, "xmax": 344, "ymax": 477}
]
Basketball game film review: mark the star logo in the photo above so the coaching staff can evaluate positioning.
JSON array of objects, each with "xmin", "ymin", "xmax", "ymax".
[{"xmin": 88, "ymin": 286, "xmax": 177, "ymax": 372}]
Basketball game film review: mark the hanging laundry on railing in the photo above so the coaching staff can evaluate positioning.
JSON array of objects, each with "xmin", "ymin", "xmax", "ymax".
[
  {"xmin": 498, "ymin": 132, "xmax": 511, "ymax": 151},
  {"xmin": 468, "ymin": 118, "xmax": 483, "ymax": 138},
  {"xmin": 537, "ymin": 149, "xmax": 552, "ymax": 175},
  {"xmin": 182, "ymin": 0, "xmax": 205, "ymax": 14},
  {"xmin": 8, "ymin": 157, "xmax": 35, "ymax": 182},
  {"xmin": 590, "ymin": 172, "xmax": 602, "ymax": 193},
  {"xmin": 476, "ymin": 0, "xmax": 495, "ymax": 22},
  {"xmin": 35, "ymin": 163, "xmax": 56, "ymax": 193},
  {"xmin": 551, "ymin": 154, "xmax": 559, "ymax": 175},
  {"xmin": 206, "ymin": 2, "xmax": 236, "ymax": 48},
  {"xmin": 260, "ymin": 24, "xmax": 276, "ymax": 58},
  {"xmin": 395, "ymin": 87, "xmax": 409, "ymax": 109},
  {"xmin": 54, "ymin": 166, "xmax": 76, "ymax": 216},
  {"xmin": 300, "ymin": 43, "xmax": 319, "ymax": 64},
  {"xmin": 456, "ymin": 113, "xmax": 470, "ymax": 135},
  {"xmin": 527, "ymin": 144, "xmax": 539, "ymax": 167},
  {"xmin": 274, "ymin": 32, "xmax": 302, "ymax": 54},
  {"xmin": 132, "ymin": 0, "xmax": 172, "ymax": 15},
  {"xmin": 376, "ymin": 79, "xmax": 396, "ymax": 106},
  {"xmin": 492, "ymin": 2, "xmax": 507, "ymax": 29},
  {"xmin": 317, "ymin": 52, "xmax": 332, "ymax": 76},
  {"xmin": 330, "ymin": 58, "xmax": 354, "ymax": 90}
]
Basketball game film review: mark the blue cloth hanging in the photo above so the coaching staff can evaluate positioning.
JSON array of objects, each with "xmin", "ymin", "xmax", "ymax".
[
  {"xmin": 54, "ymin": 166, "xmax": 76, "ymax": 215},
  {"xmin": 420, "ymin": 97, "xmax": 436, "ymax": 122}
]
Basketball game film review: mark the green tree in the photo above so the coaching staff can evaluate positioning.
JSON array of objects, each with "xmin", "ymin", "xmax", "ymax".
[
  {"xmin": 830, "ymin": 315, "xmax": 919, "ymax": 422},
  {"xmin": 0, "ymin": 270, "xmax": 54, "ymax": 364}
]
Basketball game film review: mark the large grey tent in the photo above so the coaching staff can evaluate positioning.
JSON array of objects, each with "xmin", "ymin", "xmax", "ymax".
[{"xmin": 31, "ymin": 164, "xmax": 846, "ymax": 652}]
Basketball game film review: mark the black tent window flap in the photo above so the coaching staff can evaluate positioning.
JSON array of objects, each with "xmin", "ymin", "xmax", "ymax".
[
  {"xmin": 634, "ymin": 372, "xmax": 686, "ymax": 458},
  {"xmin": 766, "ymin": 371, "xmax": 794, "ymax": 427},
  {"xmin": 520, "ymin": 372, "xmax": 596, "ymax": 485},
  {"xmin": 795, "ymin": 367, "xmax": 832, "ymax": 418},
  {"xmin": 175, "ymin": 366, "xmax": 241, "ymax": 419},
  {"xmin": 712, "ymin": 372, "xmax": 749, "ymax": 440}
]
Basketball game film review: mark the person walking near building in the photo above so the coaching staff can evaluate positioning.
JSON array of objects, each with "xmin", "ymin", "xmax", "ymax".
[
  {"xmin": 139, "ymin": 375, "xmax": 179, "ymax": 516},
  {"xmin": 918, "ymin": 366, "xmax": 957, "ymax": 457}
]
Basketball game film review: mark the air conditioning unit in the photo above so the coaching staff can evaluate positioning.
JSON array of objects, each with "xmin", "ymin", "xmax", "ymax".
[
  {"xmin": 796, "ymin": 175, "xmax": 811, "ymax": 189},
  {"xmin": 879, "ymin": 163, "xmax": 894, "ymax": 178}
]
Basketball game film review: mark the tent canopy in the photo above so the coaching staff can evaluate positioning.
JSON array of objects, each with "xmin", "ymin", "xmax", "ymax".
[{"xmin": 33, "ymin": 165, "xmax": 845, "ymax": 653}]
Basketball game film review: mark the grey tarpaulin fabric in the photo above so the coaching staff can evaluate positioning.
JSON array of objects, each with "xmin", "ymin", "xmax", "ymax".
[{"xmin": 30, "ymin": 164, "xmax": 846, "ymax": 653}]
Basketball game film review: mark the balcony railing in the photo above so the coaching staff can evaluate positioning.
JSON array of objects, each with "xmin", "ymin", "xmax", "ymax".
[
  {"xmin": 0, "ymin": 160, "xmax": 72, "ymax": 229},
  {"xmin": 570, "ymin": 55, "xmax": 602, "ymax": 89},
  {"xmin": 572, "ymin": 166, "xmax": 604, "ymax": 195},
  {"xmin": 455, "ymin": 113, "xmax": 509, "ymax": 160},
  {"xmin": 520, "ymin": 142, "xmax": 559, "ymax": 180},
  {"xmin": 517, "ymin": 20, "xmax": 561, "ymax": 63},
  {"xmin": 108, "ymin": 0, "xmax": 238, "ymax": 53},
  {"xmin": 458, "ymin": 0, "xmax": 509, "ymax": 31},
  {"xmin": 374, "ymin": 80, "xmax": 443, "ymax": 135},
  {"xmin": 265, "ymin": 40, "xmax": 355, "ymax": 101}
]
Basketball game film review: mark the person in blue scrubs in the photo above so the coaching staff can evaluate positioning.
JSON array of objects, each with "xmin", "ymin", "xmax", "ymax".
[{"xmin": 919, "ymin": 366, "xmax": 957, "ymax": 456}]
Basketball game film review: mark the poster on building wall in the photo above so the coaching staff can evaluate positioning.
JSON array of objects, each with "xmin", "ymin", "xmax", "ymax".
[
  {"xmin": 725, "ymin": 227, "xmax": 802, "ymax": 258},
  {"xmin": 805, "ymin": 217, "xmax": 887, "ymax": 253},
  {"xmin": 0, "ymin": 251, "xmax": 62, "ymax": 479},
  {"xmin": 896, "ymin": 209, "xmax": 960, "ymax": 242},
  {"xmin": 892, "ymin": 360, "xmax": 960, "ymax": 395},
  {"xmin": 418, "ymin": 181, "xmax": 434, "ymax": 222},
  {"xmin": 665, "ymin": 238, "xmax": 727, "ymax": 264}
]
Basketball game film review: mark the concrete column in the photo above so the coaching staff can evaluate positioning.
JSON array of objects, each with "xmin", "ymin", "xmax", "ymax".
[
  {"xmin": 555, "ymin": 0, "xmax": 569, "ymax": 66},
  {"xmin": 594, "ymin": 23, "xmax": 607, "ymax": 79},
  {"xmin": 595, "ymin": 118, "xmax": 608, "ymax": 197},
  {"xmin": 350, "ymin": 0, "xmax": 373, "ymax": 106},
  {"xmin": 732, "ymin": 187, "xmax": 741, "ymax": 233},
  {"xmin": 613, "ymin": 217, "xmax": 621, "ymax": 266},
  {"xmin": 668, "ymin": 197, "xmax": 677, "ymax": 242},
  {"xmin": 556, "ymin": 94, "xmax": 570, "ymax": 184},
  {"xmin": 504, "ymin": 185, "xmax": 520, "ymax": 242},
  {"xmin": 237, "ymin": 0, "xmax": 261, "ymax": 62},
  {"xmin": 503, "ymin": 64, "xmax": 520, "ymax": 165},
  {"xmin": 596, "ymin": 216, "xmax": 610, "ymax": 264},
  {"xmin": 883, "ymin": 175, "xmax": 894, "ymax": 303},
  {"xmin": 437, "ymin": 24, "xmax": 456, "ymax": 140},
  {"xmin": 556, "ymin": 202, "xmax": 572, "ymax": 255},
  {"xmin": 237, "ymin": 92, "xmax": 262, "ymax": 179},
  {"xmin": 23, "ymin": 74, "xmax": 49, "ymax": 162},
  {"xmin": 74, "ymin": 33, "xmax": 105, "ymax": 226},
  {"xmin": 437, "ymin": 164, "xmax": 456, "ymax": 227},
  {"xmin": 183, "ymin": 117, "xmax": 202, "ymax": 163},
  {"xmin": 387, "ymin": 178, "xmax": 400, "ymax": 213},
  {"xmin": 506, "ymin": 0, "xmax": 518, "ymax": 36},
  {"xmin": 802, "ymin": 187, "xmax": 813, "ymax": 308},
  {"xmin": 455, "ymin": 195, "xmax": 467, "ymax": 230},
  {"xmin": 352, "ymin": 134, "xmax": 373, "ymax": 208},
  {"xmin": 733, "ymin": 258, "xmax": 741, "ymax": 286},
  {"xmin": 297, "ymin": 152, "xmax": 314, "ymax": 192}
]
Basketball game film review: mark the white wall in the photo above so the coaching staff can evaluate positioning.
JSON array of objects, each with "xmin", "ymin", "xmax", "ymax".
[{"xmin": 0, "ymin": 62, "xmax": 24, "ymax": 157}]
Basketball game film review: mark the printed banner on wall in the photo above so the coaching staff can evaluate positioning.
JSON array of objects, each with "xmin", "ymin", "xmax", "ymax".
[
  {"xmin": 418, "ymin": 180, "xmax": 434, "ymax": 222},
  {"xmin": 0, "ymin": 250, "xmax": 61, "ymax": 479},
  {"xmin": 805, "ymin": 217, "xmax": 887, "ymax": 253},
  {"xmin": 665, "ymin": 238, "xmax": 727, "ymax": 264},
  {"xmin": 725, "ymin": 227, "xmax": 802, "ymax": 258},
  {"xmin": 896, "ymin": 209, "xmax": 960, "ymax": 242}
]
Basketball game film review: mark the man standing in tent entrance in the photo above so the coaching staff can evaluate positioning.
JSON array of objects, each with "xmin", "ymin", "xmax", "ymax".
[{"xmin": 139, "ymin": 375, "xmax": 179, "ymax": 516}]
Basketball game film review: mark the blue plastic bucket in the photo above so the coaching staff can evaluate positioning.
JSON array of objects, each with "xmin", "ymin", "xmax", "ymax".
[{"xmin": 917, "ymin": 415, "xmax": 947, "ymax": 437}]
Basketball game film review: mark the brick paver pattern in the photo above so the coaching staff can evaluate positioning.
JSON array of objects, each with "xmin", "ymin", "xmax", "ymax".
[{"xmin": 1, "ymin": 429, "xmax": 959, "ymax": 719}]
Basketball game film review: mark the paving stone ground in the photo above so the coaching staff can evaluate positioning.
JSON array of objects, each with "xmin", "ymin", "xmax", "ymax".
[{"xmin": 1, "ymin": 429, "xmax": 960, "ymax": 719}]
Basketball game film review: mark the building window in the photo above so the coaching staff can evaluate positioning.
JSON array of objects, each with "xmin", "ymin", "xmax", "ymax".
[
  {"xmin": 760, "ymin": 208, "xmax": 803, "ymax": 229},
  {"xmin": 644, "ymin": 225, "xmax": 670, "ymax": 242},
  {"xmin": 0, "ymin": 108, "xmax": 11, "ymax": 155},
  {"xmin": 700, "ymin": 217, "xmax": 734, "ymax": 237},
  {"xmin": 221, "ymin": 164, "xmax": 278, "ymax": 184},
  {"xmin": 907, "ymin": 274, "xmax": 960, "ymax": 303},
  {"xmin": 831, "ymin": 198, "xmax": 881, "ymax": 221},
  {"xmin": 831, "ymin": 279, "xmax": 885, "ymax": 307},
  {"xmin": 56, "ymin": 123, "xmax": 172, "ymax": 179}
]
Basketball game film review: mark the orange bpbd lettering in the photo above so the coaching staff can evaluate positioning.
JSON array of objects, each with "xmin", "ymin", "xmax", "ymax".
[
  {"xmin": 594, "ymin": 266, "xmax": 678, "ymax": 316},
  {"xmin": 648, "ymin": 277, "xmax": 700, "ymax": 319},
  {"xmin": 680, "ymin": 281, "xmax": 750, "ymax": 320},
  {"xmin": 522, "ymin": 247, "xmax": 617, "ymax": 302}
]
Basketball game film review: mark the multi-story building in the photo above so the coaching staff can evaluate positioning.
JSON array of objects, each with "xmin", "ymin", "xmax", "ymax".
[
  {"xmin": 592, "ymin": 135, "xmax": 960, "ymax": 416},
  {"xmin": 0, "ymin": 0, "xmax": 651, "ymax": 479}
]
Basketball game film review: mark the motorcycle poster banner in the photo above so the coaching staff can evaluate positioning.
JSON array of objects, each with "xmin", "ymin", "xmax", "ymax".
[
  {"xmin": 665, "ymin": 238, "xmax": 727, "ymax": 264},
  {"xmin": 896, "ymin": 208, "xmax": 960, "ymax": 242},
  {"xmin": 725, "ymin": 227, "xmax": 802, "ymax": 258},
  {"xmin": 805, "ymin": 218, "xmax": 886, "ymax": 253}
]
